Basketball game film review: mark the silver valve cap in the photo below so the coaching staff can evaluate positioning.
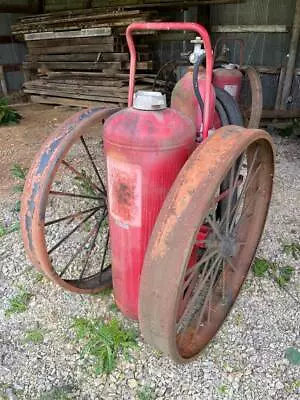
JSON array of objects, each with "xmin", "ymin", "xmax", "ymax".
[{"xmin": 133, "ymin": 91, "xmax": 167, "ymax": 111}]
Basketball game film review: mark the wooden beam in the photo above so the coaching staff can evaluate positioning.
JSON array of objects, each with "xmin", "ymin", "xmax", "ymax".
[
  {"xmin": 25, "ymin": 28, "xmax": 111, "ymax": 41},
  {"xmin": 212, "ymin": 25, "xmax": 289, "ymax": 33},
  {"xmin": 262, "ymin": 108, "xmax": 300, "ymax": 119},
  {"xmin": 280, "ymin": 0, "xmax": 300, "ymax": 109}
]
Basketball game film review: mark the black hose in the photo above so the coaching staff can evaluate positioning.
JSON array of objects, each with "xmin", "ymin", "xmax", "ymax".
[
  {"xmin": 215, "ymin": 88, "xmax": 243, "ymax": 220},
  {"xmin": 192, "ymin": 54, "xmax": 206, "ymax": 121},
  {"xmin": 215, "ymin": 87, "xmax": 243, "ymax": 126}
]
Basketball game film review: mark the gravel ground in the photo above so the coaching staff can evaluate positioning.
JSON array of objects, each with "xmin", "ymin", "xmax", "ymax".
[{"xmin": 0, "ymin": 125, "xmax": 299, "ymax": 399}]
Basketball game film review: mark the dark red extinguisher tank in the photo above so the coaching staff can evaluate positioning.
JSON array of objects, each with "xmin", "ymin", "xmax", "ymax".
[
  {"xmin": 171, "ymin": 67, "xmax": 216, "ymax": 136},
  {"xmin": 213, "ymin": 64, "xmax": 243, "ymax": 101},
  {"xmin": 103, "ymin": 91, "xmax": 196, "ymax": 319}
]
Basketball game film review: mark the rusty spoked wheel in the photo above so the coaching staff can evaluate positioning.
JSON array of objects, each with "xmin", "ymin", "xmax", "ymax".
[
  {"xmin": 239, "ymin": 66, "xmax": 263, "ymax": 128},
  {"xmin": 139, "ymin": 125, "xmax": 274, "ymax": 362},
  {"xmin": 21, "ymin": 107, "xmax": 120, "ymax": 293}
]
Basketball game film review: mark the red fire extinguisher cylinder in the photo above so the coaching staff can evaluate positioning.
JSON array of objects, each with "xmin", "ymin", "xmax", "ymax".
[
  {"xmin": 213, "ymin": 64, "xmax": 243, "ymax": 101},
  {"xmin": 103, "ymin": 91, "xmax": 196, "ymax": 320}
]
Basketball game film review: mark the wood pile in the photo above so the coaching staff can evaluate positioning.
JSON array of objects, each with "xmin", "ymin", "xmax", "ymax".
[{"xmin": 12, "ymin": 9, "xmax": 169, "ymax": 108}]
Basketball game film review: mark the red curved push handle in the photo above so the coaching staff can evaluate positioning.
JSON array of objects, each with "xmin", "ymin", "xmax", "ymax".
[{"xmin": 126, "ymin": 22, "xmax": 213, "ymax": 140}]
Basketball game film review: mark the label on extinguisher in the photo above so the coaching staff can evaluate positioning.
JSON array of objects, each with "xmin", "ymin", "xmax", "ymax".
[
  {"xmin": 106, "ymin": 156, "xmax": 142, "ymax": 228},
  {"xmin": 224, "ymin": 84, "xmax": 238, "ymax": 98}
]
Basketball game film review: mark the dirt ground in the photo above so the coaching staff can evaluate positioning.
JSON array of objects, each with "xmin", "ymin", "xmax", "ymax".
[{"xmin": 0, "ymin": 104, "xmax": 75, "ymax": 198}]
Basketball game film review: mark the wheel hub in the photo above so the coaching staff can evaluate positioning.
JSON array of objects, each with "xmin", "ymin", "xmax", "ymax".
[{"xmin": 219, "ymin": 234, "xmax": 238, "ymax": 258}]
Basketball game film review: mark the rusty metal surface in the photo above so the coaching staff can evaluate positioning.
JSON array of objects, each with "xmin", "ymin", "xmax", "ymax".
[
  {"xmin": 240, "ymin": 66, "xmax": 263, "ymax": 128},
  {"xmin": 20, "ymin": 107, "xmax": 119, "ymax": 293},
  {"xmin": 139, "ymin": 125, "xmax": 274, "ymax": 363}
]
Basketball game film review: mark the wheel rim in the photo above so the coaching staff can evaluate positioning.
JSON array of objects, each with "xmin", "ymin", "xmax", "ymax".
[
  {"xmin": 21, "ymin": 107, "xmax": 120, "ymax": 293},
  {"xmin": 139, "ymin": 126, "xmax": 274, "ymax": 362}
]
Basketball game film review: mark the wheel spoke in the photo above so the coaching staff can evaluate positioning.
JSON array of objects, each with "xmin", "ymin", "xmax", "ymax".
[
  {"xmin": 178, "ymin": 254, "xmax": 220, "ymax": 326},
  {"xmin": 59, "ymin": 222, "xmax": 100, "ymax": 278},
  {"xmin": 49, "ymin": 190, "xmax": 103, "ymax": 201},
  {"xmin": 195, "ymin": 257, "xmax": 223, "ymax": 330},
  {"xmin": 184, "ymin": 249, "xmax": 219, "ymax": 283},
  {"xmin": 229, "ymin": 164, "xmax": 261, "ymax": 231},
  {"xmin": 224, "ymin": 256, "xmax": 237, "ymax": 272},
  {"xmin": 45, "ymin": 206, "xmax": 102, "ymax": 227},
  {"xmin": 79, "ymin": 209, "xmax": 108, "ymax": 279},
  {"xmin": 48, "ymin": 208, "xmax": 99, "ymax": 255},
  {"xmin": 62, "ymin": 159, "xmax": 103, "ymax": 194},
  {"xmin": 100, "ymin": 230, "xmax": 110, "ymax": 275},
  {"xmin": 225, "ymin": 166, "xmax": 236, "ymax": 235},
  {"xmin": 206, "ymin": 214, "xmax": 223, "ymax": 241},
  {"xmin": 80, "ymin": 136, "xmax": 106, "ymax": 195}
]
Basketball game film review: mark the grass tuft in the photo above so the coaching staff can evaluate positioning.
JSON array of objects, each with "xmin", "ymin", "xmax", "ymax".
[
  {"xmin": 283, "ymin": 242, "xmax": 300, "ymax": 260},
  {"xmin": 24, "ymin": 328, "xmax": 44, "ymax": 344},
  {"xmin": 40, "ymin": 386, "xmax": 74, "ymax": 400},
  {"xmin": 136, "ymin": 385, "xmax": 155, "ymax": 400},
  {"xmin": 0, "ymin": 221, "xmax": 20, "ymax": 238},
  {"xmin": 0, "ymin": 99, "xmax": 21, "ymax": 126},
  {"xmin": 72, "ymin": 317, "xmax": 137, "ymax": 374},
  {"xmin": 5, "ymin": 287, "xmax": 32, "ymax": 317},
  {"xmin": 10, "ymin": 164, "xmax": 28, "ymax": 181},
  {"xmin": 252, "ymin": 258, "xmax": 294, "ymax": 287}
]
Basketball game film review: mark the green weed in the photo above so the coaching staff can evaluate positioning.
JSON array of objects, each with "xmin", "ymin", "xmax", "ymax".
[
  {"xmin": 136, "ymin": 385, "xmax": 155, "ymax": 400},
  {"xmin": 283, "ymin": 242, "xmax": 300, "ymax": 260},
  {"xmin": 217, "ymin": 384, "xmax": 228, "ymax": 395},
  {"xmin": 10, "ymin": 164, "xmax": 27, "ymax": 200},
  {"xmin": 24, "ymin": 328, "xmax": 44, "ymax": 344},
  {"xmin": 72, "ymin": 317, "xmax": 137, "ymax": 374},
  {"xmin": 11, "ymin": 164, "xmax": 27, "ymax": 181},
  {"xmin": 73, "ymin": 170, "xmax": 96, "ymax": 197},
  {"xmin": 109, "ymin": 302, "xmax": 119, "ymax": 313},
  {"xmin": 40, "ymin": 386, "xmax": 74, "ymax": 400},
  {"xmin": 0, "ymin": 221, "xmax": 20, "ymax": 238},
  {"xmin": 0, "ymin": 99, "xmax": 21, "ymax": 126},
  {"xmin": 5, "ymin": 287, "xmax": 32, "ymax": 316},
  {"xmin": 252, "ymin": 258, "xmax": 294, "ymax": 287},
  {"xmin": 252, "ymin": 258, "xmax": 270, "ymax": 277}
]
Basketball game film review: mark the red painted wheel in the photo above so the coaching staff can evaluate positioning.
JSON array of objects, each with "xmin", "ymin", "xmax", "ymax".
[
  {"xmin": 21, "ymin": 107, "xmax": 120, "ymax": 293},
  {"xmin": 139, "ymin": 125, "xmax": 274, "ymax": 362}
]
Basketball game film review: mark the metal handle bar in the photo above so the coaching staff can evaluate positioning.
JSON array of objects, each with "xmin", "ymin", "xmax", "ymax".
[{"xmin": 126, "ymin": 22, "xmax": 213, "ymax": 140}]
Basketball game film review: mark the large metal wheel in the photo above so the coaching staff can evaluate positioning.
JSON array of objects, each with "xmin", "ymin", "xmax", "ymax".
[
  {"xmin": 139, "ymin": 125, "xmax": 274, "ymax": 362},
  {"xmin": 239, "ymin": 66, "xmax": 263, "ymax": 128},
  {"xmin": 21, "ymin": 107, "xmax": 120, "ymax": 293}
]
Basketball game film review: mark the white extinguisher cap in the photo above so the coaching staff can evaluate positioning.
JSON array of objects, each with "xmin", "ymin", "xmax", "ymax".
[{"xmin": 133, "ymin": 91, "xmax": 167, "ymax": 111}]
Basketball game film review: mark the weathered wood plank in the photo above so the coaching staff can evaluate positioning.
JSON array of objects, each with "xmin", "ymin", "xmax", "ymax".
[
  {"xmin": 25, "ymin": 28, "xmax": 112, "ymax": 41},
  {"xmin": 27, "ymin": 53, "xmax": 129, "ymax": 62},
  {"xmin": 24, "ymin": 80, "xmax": 151, "ymax": 95},
  {"xmin": 23, "ymin": 61, "xmax": 122, "ymax": 71},
  {"xmin": 27, "ymin": 36, "xmax": 116, "ymax": 48},
  {"xmin": 30, "ymin": 95, "xmax": 117, "ymax": 108},
  {"xmin": 28, "ymin": 44, "xmax": 115, "ymax": 55},
  {"xmin": 24, "ymin": 88, "xmax": 126, "ymax": 103},
  {"xmin": 44, "ymin": 78, "xmax": 125, "ymax": 87},
  {"xmin": 13, "ymin": 10, "xmax": 145, "ymax": 31}
]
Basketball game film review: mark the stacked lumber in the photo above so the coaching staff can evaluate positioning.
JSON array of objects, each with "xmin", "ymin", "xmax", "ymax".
[{"xmin": 12, "ymin": 9, "xmax": 170, "ymax": 108}]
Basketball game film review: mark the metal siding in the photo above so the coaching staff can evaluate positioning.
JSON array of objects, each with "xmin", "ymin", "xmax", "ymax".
[
  {"xmin": 210, "ymin": 0, "xmax": 298, "ymax": 108},
  {"xmin": 0, "ymin": 12, "xmax": 27, "ymax": 92}
]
